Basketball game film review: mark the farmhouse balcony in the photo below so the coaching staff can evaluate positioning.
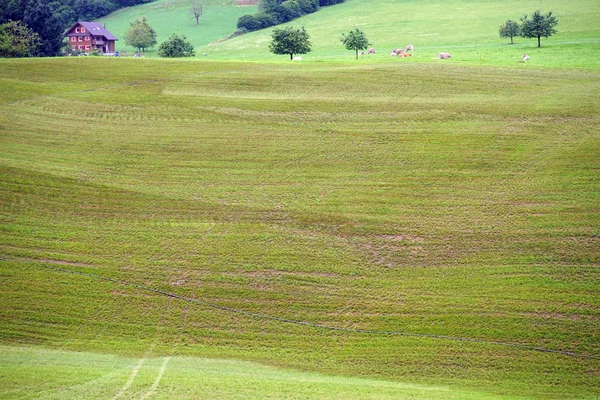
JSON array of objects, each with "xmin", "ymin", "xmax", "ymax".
[{"xmin": 93, "ymin": 40, "xmax": 106, "ymax": 45}]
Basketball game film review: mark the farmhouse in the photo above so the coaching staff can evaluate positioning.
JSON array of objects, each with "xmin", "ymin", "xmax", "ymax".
[{"xmin": 64, "ymin": 22, "xmax": 118, "ymax": 54}]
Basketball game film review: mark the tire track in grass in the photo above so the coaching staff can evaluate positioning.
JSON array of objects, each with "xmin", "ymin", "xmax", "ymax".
[
  {"xmin": 137, "ymin": 270, "xmax": 182, "ymax": 400},
  {"xmin": 112, "ymin": 341, "xmax": 161, "ymax": 400},
  {"xmin": 112, "ymin": 357, "xmax": 147, "ymax": 400},
  {"xmin": 140, "ymin": 357, "xmax": 171, "ymax": 400},
  {"xmin": 16, "ymin": 260, "xmax": 600, "ymax": 361},
  {"xmin": 113, "ymin": 295, "xmax": 172, "ymax": 399}
]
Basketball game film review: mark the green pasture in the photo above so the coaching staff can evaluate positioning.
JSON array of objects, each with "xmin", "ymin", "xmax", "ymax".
[
  {"xmin": 1, "ymin": 57, "xmax": 599, "ymax": 399},
  {"xmin": 98, "ymin": 0, "xmax": 257, "ymax": 56},
  {"xmin": 97, "ymin": 0, "xmax": 600, "ymax": 68},
  {"xmin": 0, "ymin": 345, "xmax": 515, "ymax": 399}
]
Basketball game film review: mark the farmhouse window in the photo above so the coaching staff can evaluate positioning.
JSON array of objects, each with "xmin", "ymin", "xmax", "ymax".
[
  {"xmin": 78, "ymin": 36, "xmax": 82, "ymax": 41},
  {"xmin": 78, "ymin": 45, "xmax": 83, "ymax": 49},
  {"xmin": 71, "ymin": 36, "xmax": 76, "ymax": 42},
  {"xmin": 75, "ymin": 27, "xmax": 79, "ymax": 33},
  {"xmin": 81, "ymin": 27, "xmax": 86, "ymax": 33},
  {"xmin": 85, "ymin": 45, "xmax": 90, "ymax": 50},
  {"xmin": 85, "ymin": 36, "xmax": 90, "ymax": 41}
]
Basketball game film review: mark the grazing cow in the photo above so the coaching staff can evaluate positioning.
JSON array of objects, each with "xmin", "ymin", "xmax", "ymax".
[
  {"xmin": 368, "ymin": 47, "xmax": 376, "ymax": 54},
  {"xmin": 521, "ymin": 54, "xmax": 530, "ymax": 63},
  {"xmin": 405, "ymin": 44, "xmax": 414, "ymax": 52},
  {"xmin": 393, "ymin": 48, "xmax": 404, "ymax": 55},
  {"xmin": 438, "ymin": 52, "xmax": 451, "ymax": 59},
  {"xmin": 400, "ymin": 53, "xmax": 413, "ymax": 58},
  {"xmin": 359, "ymin": 51, "xmax": 365, "ymax": 55},
  {"xmin": 390, "ymin": 52, "xmax": 397, "ymax": 56}
]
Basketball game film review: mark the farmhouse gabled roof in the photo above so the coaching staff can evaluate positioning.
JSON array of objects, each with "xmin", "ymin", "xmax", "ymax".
[{"xmin": 64, "ymin": 21, "xmax": 118, "ymax": 41}]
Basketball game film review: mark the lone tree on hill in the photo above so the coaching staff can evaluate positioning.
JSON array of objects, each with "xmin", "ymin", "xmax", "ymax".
[
  {"xmin": 269, "ymin": 26, "xmax": 311, "ymax": 60},
  {"xmin": 124, "ymin": 17, "xmax": 157, "ymax": 53},
  {"xmin": 190, "ymin": 0, "xmax": 203, "ymax": 25},
  {"xmin": 520, "ymin": 10, "xmax": 558, "ymax": 48},
  {"xmin": 158, "ymin": 33, "xmax": 195, "ymax": 57},
  {"xmin": 499, "ymin": 19, "xmax": 520, "ymax": 44},
  {"xmin": 341, "ymin": 28, "xmax": 369, "ymax": 60}
]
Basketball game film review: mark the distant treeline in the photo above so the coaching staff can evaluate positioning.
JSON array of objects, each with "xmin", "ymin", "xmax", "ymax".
[
  {"xmin": 0, "ymin": 0, "xmax": 152, "ymax": 56},
  {"xmin": 1, "ymin": 0, "xmax": 152, "ymax": 30},
  {"xmin": 237, "ymin": 0, "xmax": 345, "ymax": 32}
]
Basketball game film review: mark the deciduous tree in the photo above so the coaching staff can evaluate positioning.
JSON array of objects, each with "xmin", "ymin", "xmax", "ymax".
[
  {"xmin": 190, "ymin": 0, "xmax": 202, "ymax": 26},
  {"xmin": 520, "ymin": 10, "xmax": 558, "ymax": 48},
  {"xmin": 341, "ymin": 28, "xmax": 369, "ymax": 60},
  {"xmin": 124, "ymin": 16, "xmax": 157, "ymax": 52},
  {"xmin": 158, "ymin": 33, "xmax": 194, "ymax": 57},
  {"xmin": 0, "ymin": 19, "xmax": 40, "ymax": 57},
  {"xmin": 269, "ymin": 25, "xmax": 311, "ymax": 60},
  {"xmin": 23, "ymin": 0, "xmax": 62, "ymax": 56},
  {"xmin": 499, "ymin": 19, "xmax": 520, "ymax": 44},
  {"xmin": 73, "ymin": 0, "xmax": 115, "ymax": 21}
]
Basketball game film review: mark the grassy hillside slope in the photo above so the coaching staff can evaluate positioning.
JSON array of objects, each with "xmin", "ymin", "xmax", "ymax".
[
  {"xmin": 98, "ymin": 0, "xmax": 257, "ymax": 55},
  {"xmin": 98, "ymin": 0, "xmax": 600, "ymax": 68},
  {"xmin": 0, "ymin": 58, "xmax": 599, "ymax": 398},
  {"xmin": 209, "ymin": 0, "xmax": 600, "ymax": 66}
]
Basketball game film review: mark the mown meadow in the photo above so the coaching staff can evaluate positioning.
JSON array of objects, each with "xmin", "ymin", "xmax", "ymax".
[{"xmin": 0, "ymin": 57, "xmax": 598, "ymax": 398}]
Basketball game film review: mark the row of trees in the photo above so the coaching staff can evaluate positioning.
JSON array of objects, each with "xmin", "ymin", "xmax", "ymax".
[
  {"xmin": 123, "ymin": 17, "xmax": 194, "ymax": 57},
  {"xmin": 237, "ymin": 0, "xmax": 344, "ymax": 32},
  {"xmin": 0, "ymin": 0, "xmax": 63, "ymax": 57},
  {"xmin": 272, "ymin": 12, "xmax": 559, "ymax": 61},
  {"xmin": 269, "ymin": 26, "xmax": 370, "ymax": 60},
  {"xmin": 0, "ymin": 0, "xmax": 153, "ymax": 29},
  {"xmin": 499, "ymin": 10, "xmax": 558, "ymax": 47}
]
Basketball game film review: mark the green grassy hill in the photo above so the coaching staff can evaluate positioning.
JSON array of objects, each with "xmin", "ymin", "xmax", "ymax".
[
  {"xmin": 1, "ymin": 57, "xmax": 599, "ymax": 399},
  {"xmin": 98, "ymin": 0, "xmax": 257, "ymax": 56},
  {"xmin": 98, "ymin": 0, "xmax": 600, "ymax": 68}
]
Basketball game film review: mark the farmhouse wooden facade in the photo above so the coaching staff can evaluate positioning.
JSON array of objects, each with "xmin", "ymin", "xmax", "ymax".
[{"xmin": 64, "ymin": 22, "xmax": 118, "ymax": 54}]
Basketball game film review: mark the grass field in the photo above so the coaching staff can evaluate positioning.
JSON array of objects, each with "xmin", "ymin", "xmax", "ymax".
[
  {"xmin": 1, "ymin": 345, "xmax": 518, "ymax": 399},
  {"xmin": 98, "ymin": 0, "xmax": 256, "ymax": 56},
  {"xmin": 1, "ymin": 57, "xmax": 599, "ymax": 398},
  {"xmin": 96, "ymin": 0, "xmax": 600, "ymax": 68}
]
